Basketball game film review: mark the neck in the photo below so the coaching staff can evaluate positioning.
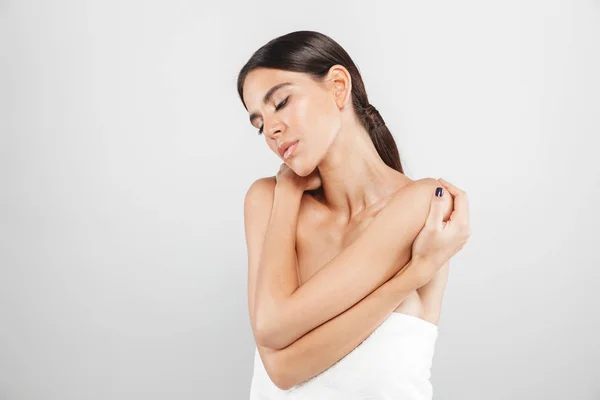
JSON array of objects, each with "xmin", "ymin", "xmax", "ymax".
[{"xmin": 316, "ymin": 115, "xmax": 407, "ymax": 220}]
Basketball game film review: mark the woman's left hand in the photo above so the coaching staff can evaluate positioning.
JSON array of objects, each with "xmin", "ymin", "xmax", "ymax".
[{"xmin": 411, "ymin": 178, "xmax": 471, "ymax": 269}]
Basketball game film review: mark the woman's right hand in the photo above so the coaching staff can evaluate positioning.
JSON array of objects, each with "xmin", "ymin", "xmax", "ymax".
[
  {"xmin": 275, "ymin": 162, "xmax": 322, "ymax": 192},
  {"xmin": 410, "ymin": 178, "xmax": 471, "ymax": 277}
]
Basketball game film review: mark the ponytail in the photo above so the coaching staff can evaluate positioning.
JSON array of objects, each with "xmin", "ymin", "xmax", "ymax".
[{"xmin": 357, "ymin": 103, "xmax": 404, "ymax": 173}]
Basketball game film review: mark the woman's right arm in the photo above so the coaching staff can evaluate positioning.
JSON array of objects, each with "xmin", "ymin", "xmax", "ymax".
[{"xmin": 257, "ymin": 255, "xmax": 446, "ymax": 390}]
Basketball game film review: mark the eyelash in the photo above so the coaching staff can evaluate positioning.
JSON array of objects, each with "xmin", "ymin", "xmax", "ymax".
[{"xmin": 258, "ymin": 96, "xmax": 289, "ymax": 135}]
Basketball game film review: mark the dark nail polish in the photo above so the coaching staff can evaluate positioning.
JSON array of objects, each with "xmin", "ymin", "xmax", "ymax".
[{"xmin": 435, "ymin": 187, "xmax": 443, "ymax": 197}]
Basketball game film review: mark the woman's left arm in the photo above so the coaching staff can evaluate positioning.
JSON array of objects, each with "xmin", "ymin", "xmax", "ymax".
[{"xmin": 252, "ymin": 177, "xmax": 450, "ymax": 350}]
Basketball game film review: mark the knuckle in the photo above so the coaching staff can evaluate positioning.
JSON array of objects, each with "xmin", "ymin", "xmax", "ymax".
[{"xmin": 430, "ymin": 226, "xmax": 441, "ymax": 235}]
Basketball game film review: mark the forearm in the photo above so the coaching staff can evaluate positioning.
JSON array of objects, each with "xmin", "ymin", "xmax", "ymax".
[
  {"xmin": 264, "ymin": 256, "xmax": 436, "ymax": 390},
  {"xmin": 256, "ymin": 183, "xmax": 430, "ymax": 349}
]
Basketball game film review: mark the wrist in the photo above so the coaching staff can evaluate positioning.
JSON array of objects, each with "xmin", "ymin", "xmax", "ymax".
[
  {"xmin": 276, "ymin": 179, "xmax": 305, "ymax": 195},
  {"xmin": 407, "ymin": 255, "xmax": 440, "ymax": 286}
]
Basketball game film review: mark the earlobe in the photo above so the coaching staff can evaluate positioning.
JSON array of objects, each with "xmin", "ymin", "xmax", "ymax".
[{"xmin": 334, "ymin": 84, "xmax": 351, "ymax": 109}]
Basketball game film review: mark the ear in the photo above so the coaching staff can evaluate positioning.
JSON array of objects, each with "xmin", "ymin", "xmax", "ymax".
[{"xmin": 325, "ymin": 65, "xmax": 352, "ymax": 109}]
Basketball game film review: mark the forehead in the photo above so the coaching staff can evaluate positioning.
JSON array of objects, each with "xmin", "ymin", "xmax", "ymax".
[{"xmin": 242, "ymin": 68, "xmax": 314, "ymax": 109}]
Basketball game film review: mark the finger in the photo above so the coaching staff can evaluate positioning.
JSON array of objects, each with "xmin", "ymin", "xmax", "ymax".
[
  {"xmin": 424, "ymin": 186, "xmax": 447, "ymax": 230},
  {"xmin": 437, "ymin": 178, "xmax": 466, "ymax": 197},
  {"xmin": 437, "ymin": 179, "xmax": 469, "ymax": 219},
  {"xmin": 445, "ymin": 190, "xmax": 470, "ymax": 229}
]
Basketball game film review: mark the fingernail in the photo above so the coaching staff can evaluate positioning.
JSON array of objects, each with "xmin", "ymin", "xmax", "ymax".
[{"xmin": 435, "ymin": 187, "xmax": 443, "ymax": 197}]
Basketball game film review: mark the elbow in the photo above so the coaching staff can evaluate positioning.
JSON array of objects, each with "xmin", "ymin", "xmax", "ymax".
[
  {"xmin": 275, "ymin": 379, "xmax": 295, "ymax": 391},
  {"xmin": 254, "ymin": 320, "xmax": 287, "ymax": 350},
  {"xmin": 254, "ymin": 307, "xmax": 290, "ymax": 350},
  {"xmin": 254, "ymin": 327, "xmax": 276, "ymax": 349},
  {"xmin": 254, "ymin": 312, "xmax": 282, "ymax": 350},
  {"xmin": 269, "ymin": 365, "xmax": 295, "ymax": 390},
  {"xmin": 271, "ymin": 370, "xmax": 295, "ymax": 391},
  {"xmin": 263, "ymin": 355, "xmax": 296, "ymax": 390}
]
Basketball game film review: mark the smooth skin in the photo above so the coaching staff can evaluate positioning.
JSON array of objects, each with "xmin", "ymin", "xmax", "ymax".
[{"xmin": 242, "ymin": 65, "xmax": 471, "ymax": 389}]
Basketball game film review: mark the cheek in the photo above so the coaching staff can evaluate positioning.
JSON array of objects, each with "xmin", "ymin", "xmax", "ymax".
[
  {"xmin": 294, "ymin": 96, "xmax": 338, "ymax": 140},
  {"xmin": 266, "ymin": 137, "xmax": 277, "ymax": 154},
  {"xmin": 308, "ymin": 101, "xmax": 341, "ymax": 146}
]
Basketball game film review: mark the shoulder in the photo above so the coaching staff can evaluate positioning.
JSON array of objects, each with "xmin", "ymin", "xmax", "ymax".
[
  {"xmin": 404, "ymin": 177, "xmax": 442, "ymax": 195},
  {"xmin": 245, "ymin": 176, "xmax": 277, "ymax": 199},
  {"xmin": 389, "ymin": 177, "xmax": 441, "ymax": 207},
  {"xmin": 381, "ymin": 176, "xmax": 448, "ymax": 228},
  {"xmin": 411, "ymin": 177, "xmax": 453, "ymax": 221},
  {"xmin": 244, "ymin": 176, "xmax": 278, "ymax": 213},
  {"xmin": 243, "ymin": 177, "xmax": 277, "ymax": 235}
]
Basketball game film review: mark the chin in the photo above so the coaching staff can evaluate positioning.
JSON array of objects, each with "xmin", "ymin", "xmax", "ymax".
[{"xmin": 288, "ymin": 159, "xmax": 317, "ymax": 177}]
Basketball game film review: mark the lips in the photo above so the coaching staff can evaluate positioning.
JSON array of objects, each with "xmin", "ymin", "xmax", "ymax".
[{"xmin": 278, "ymin": 140, "xmax": 299, "ymax": 159}]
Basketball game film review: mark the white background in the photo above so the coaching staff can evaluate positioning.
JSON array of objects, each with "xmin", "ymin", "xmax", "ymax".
[{"xmin": 1, "ymin": 0, "xmax": 599, "ymax": 399}]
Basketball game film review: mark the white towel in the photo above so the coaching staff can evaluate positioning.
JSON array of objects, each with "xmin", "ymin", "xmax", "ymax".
[{"xmin": 249, "ymin": 312, "xmax": 439, "ymax": 400}]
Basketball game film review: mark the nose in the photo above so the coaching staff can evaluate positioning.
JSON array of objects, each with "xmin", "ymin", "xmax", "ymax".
[{"xmin": 264, "ymin": 117, "xmax": 284, "ymax": 139}]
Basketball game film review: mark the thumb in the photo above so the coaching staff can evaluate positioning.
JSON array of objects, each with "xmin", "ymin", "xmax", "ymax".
[{"xmin": 424, "ymin": 186, "xmax": 446, "ymax": 230}]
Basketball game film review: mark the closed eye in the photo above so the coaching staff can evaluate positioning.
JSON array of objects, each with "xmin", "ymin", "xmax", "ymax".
[{"xmin": 258, "ymin": 96, "xmax": 290, "ymax": 135}]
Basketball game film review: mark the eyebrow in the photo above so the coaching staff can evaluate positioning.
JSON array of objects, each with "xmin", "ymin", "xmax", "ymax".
[{"xmin": 248, "ymin": 82, "xmax": 292, "ymax": 125}]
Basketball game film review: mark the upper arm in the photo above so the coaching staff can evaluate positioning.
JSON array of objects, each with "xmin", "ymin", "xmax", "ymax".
[
  {"xmin": 243, "ymin": 176, "xmax": 292, "ymax": 387},
  {"xmin": 411, "ymin": 178, "xmax": 452, "ymax": 321},
  {"xmin": 243, "ymin": 176, "xmax": 277, "ymax": 336},
  {"xmin": 417, "ymin": 261, "xmax": 450, "ymax": 325}
]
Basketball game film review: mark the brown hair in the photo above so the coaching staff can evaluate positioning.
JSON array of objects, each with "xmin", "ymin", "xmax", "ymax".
[{"xmin": 237, "ymin": 30, "xmax": 404, "ymax": 174}]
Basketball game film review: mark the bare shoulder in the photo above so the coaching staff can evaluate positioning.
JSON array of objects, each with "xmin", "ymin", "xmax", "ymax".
[
  {"xmin": 400, "ymin": 177, "xmax": 441, "ymax": 196},
  {"xmin": 384, "ymin": 177, "xmax": 442, "ymax": 217},
  {"xmin": 389, "ymin": 177, "xmax": 452, "ymax": 223},
  {"xmin": 386, "ymin": 177, "xmax": 438, "ymax": 200},
  {"xmin": 244, "ymin": 176, "xmax": 317, "ymax": 220},
  {"xmin": 243, "ymin": 176, "xmax": 278, "ymax": 228},
  {"xmin": 244, "ymin": 176, "xmax": 277, "ymax": 207}
]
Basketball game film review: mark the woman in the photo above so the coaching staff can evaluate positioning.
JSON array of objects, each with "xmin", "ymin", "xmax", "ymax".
[{"xmin": 237, "ymin": 31, "xmax": 471, "ymax": 399}]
